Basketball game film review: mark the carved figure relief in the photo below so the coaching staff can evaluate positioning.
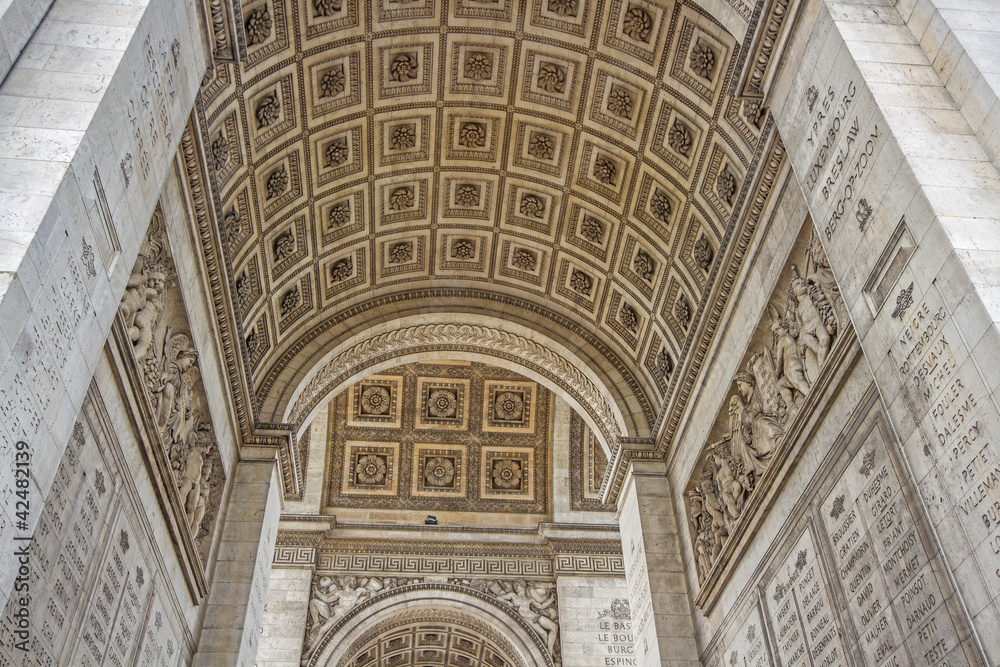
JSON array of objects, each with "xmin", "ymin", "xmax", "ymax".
[
  {"xmin": 450, "ymin": 579, "xmax": 561, "ymax": 659},
  {"xmin": 687, "ymin": 229, "xmax": 843, "ymax": 582},
  {"xmin": 118, "ymin": 209, "xmax": 225, "ymax": 555},
  {"xmin": 303, "ymin": 576, "xmax": 417, "ymax": 659}
]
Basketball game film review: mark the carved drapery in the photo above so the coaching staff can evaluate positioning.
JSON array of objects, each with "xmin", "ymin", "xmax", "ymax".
[
  {"xmin": 118, "ymin": 207, "xmax": 226, "ymax": 557},
  {"xmin": 687, "ymin": 225, "xmax": 846, "ymax": 583}
]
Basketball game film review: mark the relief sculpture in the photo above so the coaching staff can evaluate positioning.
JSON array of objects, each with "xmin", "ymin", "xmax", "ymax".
[
  {"xmin": 118, "ymin": 207, "xmax": 226, "ymax": 552},
  {"xmin": 302, "ymin": 575, "xmax": 417, "ymax": 661},
  {"xmin": 450, "ymin": 578, "xmax": 561, "ymax": 662},
  {"xmin": 688, "ymin": 229, "xmax": 844, "ymax": 582}
]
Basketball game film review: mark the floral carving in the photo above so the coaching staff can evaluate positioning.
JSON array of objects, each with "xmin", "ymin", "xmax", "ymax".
[
  {"xmin": 224, "ymin": 209, "xmax": 242, "ymax": 247},
  {"xmin": 569, "ymin": 270, "xmax": 592, "ymax": 296},
  {"xmin": 320, "ymin": 66, "xmax": 346, "ymax": 98},
  {"xmin": 633, "ymin": 250, "xmax": 655, "ymax": 282},
  {"xmin": 459, "ymin": 122, "xmax": 487, "ymax": 148},
  {"xmin": 668, "ymin": 120, "xmax": 692, "ymax": 156},
  {"xmin": 330, "ymin": 257, "xmax": 353, "ymax": 282},
  {"xmin": 519, "ymin": 194, "xmax": 545, "ymax": 219},
  {"xmin": 266, "ymin": 166, "xmax": 288, "ymax": 199},
  {"xmin": 494, "ymin": 392, "xmax": 524, "ymax": 421},
  {"xmin": 427, "ymin": 390, "xmax": 458, "ymax": 418},
  {"xmin": 424, "ymin": 457, "xmax": 455, "ymax": 486},
  {"xmin": 390, "ymin": 53, "xmax": 418, "ymax": 83},
  {"xmin": 491, "ymin": 459, "xmax": 523, "ymax": 489},
  {"xmin": 690, "ymin": 40, "xmax": 716, "ymax": 79},
  {"xmin": 607, "ymin": 87, "xmax": 633, "ymax": 118},
  {"xmin": 389, "ymin": 187, "xmax": 415, "ymax": 211},
  {"xmin": 694, "ymin": 236, "xmax": 714, "ymax": 270},
  {"xmin": 451, "ymin": 239, "xmax": 476, "ymax": 259},
  {"xmin": 235, "ymin": 271, "xmax": 251, "ymax": 308},
  {"xmin": 743, "ymin": 99, "xmax": 764, "ymax": 127},
  {"xmin": 389, "ymin": 124, "xmax": 416, "ymax": 151},
  {"xmin": 537, "ymin": 63, "xmax": 566, "ymax": 93},
  {"xmin": 454, "ymin": 184, "xmax": 480, "ymax": 207},
  {"xmin": 280, "ymin": 286, "xmax": 300, "ymax": 316},
  {"xmin": 527, "ymin": 132, "xmax": 555, "ymax": 160},
  {"xmin": 547, "ymin": 0, "xmax": 577, "ymax": 16},
  {"xmin": 355, "ymin": 454, "xmax": 387, "ymax": 485},
  {"xmin": 512, "ymin": 249, "xmax": 537, "ymax": 272},
  {"xmin": 314, "ymin": 0, "xmax": 341, "ymax": 17},
  {"xmin": 580, "ymin": 217, "xmax": 603, "ymax": 243},
  {"xmin": 360, "ymin": 385, "xmax": 391, "ymax": 414},
  {"xmin": 211, "ymin": 132, "xmax": 228, "ymax": 172},
  {"xmin": 245, "ymin": 7, "xmax": 272, "ymax": 46},
  {"xmin": 656, "ymin": 347, "xmax": 673, "ymax": 378},
  {"xmin": 649, "ymin": 189, "xmax": 671, "ymax": 223},
  {"xmin": 256, "ymin": 93, "xmax": 280, "ymax": 128},
  {"xmin": 328, "ymin": 202, "xmax": 351, "ymax": 228},
  {"xmin": 246, "ymin": 329, "xmax": 259, "ymax": 356},
  {"xmin": 464, "ymin": 53, "xmax": 492, "ymax": 81},
  {"xmin": 619, "ymin": 303, "xmax": 638, "ymax": 332},
  {"xmin": 593, "ymin": 156, "xmax": 618, "ymax": 185},
  {"xmin": 273, "ymin": 231, "xmax": 295, "ymax": 260},
  {"xmin": 716, "ymin": 166, "xmax": 737, "ymax": 204},
  {"xmin": 622, "ymin": 5, "xmax": 652, "ymax": 42},
  {"xmin": 325, "ymin": 138, "xmax": 349, "ymax": 167},
  {"xmin": 675, "ymin": 296, "xmax": 691, "ymax": 328},
  {"xmin": 388, "ymin": 242, "xmax": 412, "ymax": 264}
]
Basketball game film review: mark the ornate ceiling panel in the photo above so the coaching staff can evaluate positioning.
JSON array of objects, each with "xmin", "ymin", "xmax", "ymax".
[
  {"xmin": 198, "ymin": 0, "xmax": 775, "ymax": 444},
  {"xmin": 323, "ymin": 361, "xmax": 553, "ymax": 517}
]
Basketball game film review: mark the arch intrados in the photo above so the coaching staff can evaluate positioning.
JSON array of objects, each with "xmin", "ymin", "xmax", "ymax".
[{"xmin": 282, "ymin": 313, "xmax": 639, "ymax": 452}]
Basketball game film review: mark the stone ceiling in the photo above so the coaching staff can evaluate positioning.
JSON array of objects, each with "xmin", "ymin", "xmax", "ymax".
[{"xmin": 196, "ymin": 0, "xmax": 780, "ymax": 466}]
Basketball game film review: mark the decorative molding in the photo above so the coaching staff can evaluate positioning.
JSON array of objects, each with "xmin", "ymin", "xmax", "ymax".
[{"xmin": 287, "ymin": 324, "xmax": 623, "ymax": 447}]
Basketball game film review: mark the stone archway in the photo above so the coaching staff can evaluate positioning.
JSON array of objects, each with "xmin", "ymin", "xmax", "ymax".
[
  {"xmin": 281, "ymin": 314, "xmax": 636, "ymax": 453},
  {"xmin": 305, "ymin": 585, "xmax": 555, "ymax": 667}
]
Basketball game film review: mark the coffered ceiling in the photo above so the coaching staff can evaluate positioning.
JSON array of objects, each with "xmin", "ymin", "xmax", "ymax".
[{"xmin": 197, "ymin": 0, "xmax": 777, "ymax": 451}]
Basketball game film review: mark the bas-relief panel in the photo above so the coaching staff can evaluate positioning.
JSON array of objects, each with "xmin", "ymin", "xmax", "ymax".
[
  {"xmin": 117, "ymin": 208, "xmax": 228, "ymax": 565},
  {"xmin": 0, "ymin": 390, "xmax": 187, "ymax": 665},
  {"xmin": 687, "ymin": 219, "xmax": 848, "ymax": 589},
  {"xmin": 323, "ymin": 362, "xmax": 551, "ymax": 515},
  {"xmin": 702, "ymin": 391, "xmax": 983, "ymax": 667}
]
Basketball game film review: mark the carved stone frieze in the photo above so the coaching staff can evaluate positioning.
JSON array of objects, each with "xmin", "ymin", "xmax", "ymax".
[
  {"xmin": 117, "ymin": 207, "xmax": 226, "ymax": 557},
  {"xmin": 687, "ymin": 224, "xmax": 847, "ymax": 582}
]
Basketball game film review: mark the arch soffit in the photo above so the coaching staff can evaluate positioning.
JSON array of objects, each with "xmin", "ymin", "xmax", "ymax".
[
  {"xmin": 202, "ymin": 0, "xmax": 774, "ymax": 451},
  {"xmin": 281, "ymin": 313, "xmax": 636, "ymax": 450}
]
